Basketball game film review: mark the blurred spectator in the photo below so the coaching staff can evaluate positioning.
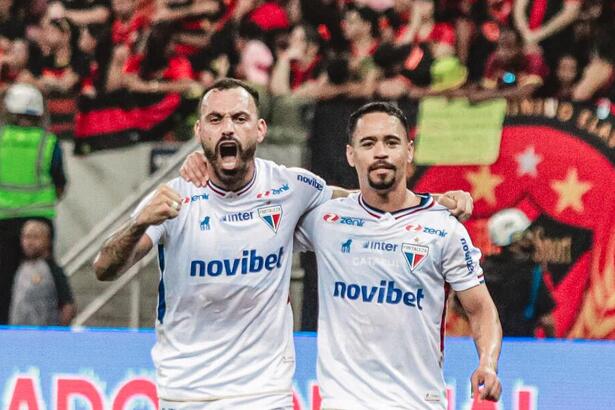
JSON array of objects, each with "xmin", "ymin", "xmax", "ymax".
[
  {"xmin": 0, "ymin": 0, "xmax": 27, "ymax": 40},
  {"xmin": 235, "ymin": 20, "xmax": 273, "ymax": 86},
  {"xmin": 47, "ymin": 0, "xmax": 111, "ymax": 26},
  {"xmin": 397, "ymin": 0, "xmax": 456, "ymax": 49},
  {"xmin": 75, "ymin": 24, "xmax": 113, "ymax": 97},
  {"xmin": 0, "ymin": 39, "xmax": 43, "ymax": 92},
  {"xmin": 342, "ymin": 5, "xmax": 380, "ymax": 80},
  {"xmin": 111, "ymin": 0, "xmax": 150, "ymax": 49},
  {"xmin": 463, "ymin": 0, "xmax": 513, "ymax": 82},
  {"xmin": 37, "ymin": 17, "xmax": 80, "ymax": 94},
  {"xmin": 153, "ymin": 0, "xmax": 222, "ymax": 56},
  {"xmin": 270, "ymin": 23, "xmax": 324, "ymax": 96},
  {"xmin": 539, "ymin": 53, "xmax": 579, "ymax": 99},
  {"xmin": 8, "ymin": 220, "xmax": 75, "ymax": 326},
  {"xmin": 484, "ymin": 209, "xmax": 555, "ymax": 337},
  {"xmin": 0, "ymin": 83, "xmax": 66, "ymax": 324},
  {"xmin": 572, "ymin": 24, "xmax": 615, "ymax": 103},
  {"xmin": 513, "ymin": 0, "xmax": 580, "ymax": 67},
  {"xmin": 110, "ymin": 24, "xmax": 198, "ymax": 95},
  {"xmin": 471, "ymin": 26, "xmax": 547, "ymax": 102}
]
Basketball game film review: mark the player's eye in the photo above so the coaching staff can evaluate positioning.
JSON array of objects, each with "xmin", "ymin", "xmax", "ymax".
[
  {"xmin": 209, "ymin": 115, "xmax": 222, "ymax": 123},
  {"xmin": 234, "ymin": 115, "xmax": 248, "ymax": 123}
]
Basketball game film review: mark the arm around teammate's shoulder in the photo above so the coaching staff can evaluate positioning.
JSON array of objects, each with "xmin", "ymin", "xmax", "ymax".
[{"xmin": 93, "ymin": 184, "xmax": 183, "ymax": 281}]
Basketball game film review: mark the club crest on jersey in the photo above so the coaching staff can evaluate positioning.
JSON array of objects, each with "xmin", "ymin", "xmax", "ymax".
[
  {"xmin": 402, "ymin": 243, "xmax": 429, "ymax": 272},
  {"xmin": 258, "ymin": 205, "xmax": 282, "ymax": 233}
]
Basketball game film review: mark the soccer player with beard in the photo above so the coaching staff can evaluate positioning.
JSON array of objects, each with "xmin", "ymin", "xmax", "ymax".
[
  {"xmin": 93, "ymin": 79, "xmax": 473, "ymax": 410},
  {"xmin": 294, "ymin": 102, "xmax": 503, "ymax": 409}
]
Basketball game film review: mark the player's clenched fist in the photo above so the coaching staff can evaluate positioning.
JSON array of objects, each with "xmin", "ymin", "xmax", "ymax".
[
  {"xmin": 471, "ymin": 365, "xmax": 502, "ymax": 402},
  {"xmin": 135, "ymin": 185, "xmax": 183, "ymax": 227}
]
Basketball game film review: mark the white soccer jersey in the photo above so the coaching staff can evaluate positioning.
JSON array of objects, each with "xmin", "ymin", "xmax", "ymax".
[
  {"xmin": 295, "ymin": 193, "xmax": 484, "ymax": 410},
  {"xmin": 135, "ymin": 158, "xmax": 332, "ymax": 402}
]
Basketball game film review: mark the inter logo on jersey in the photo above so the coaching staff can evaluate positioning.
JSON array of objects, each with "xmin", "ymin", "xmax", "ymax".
[
  {"xmin": 402, "ymin": 243, "xmax": 429, "ymax": 271},
  {"xmin": 258, "ymin": 205, "xmax": 283, "ymax": 233}
]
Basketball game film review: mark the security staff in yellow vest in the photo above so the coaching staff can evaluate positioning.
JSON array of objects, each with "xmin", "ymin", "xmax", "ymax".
[{"xmin": 0, "ymin": 83, "xmax": 67, "ymax": 324}]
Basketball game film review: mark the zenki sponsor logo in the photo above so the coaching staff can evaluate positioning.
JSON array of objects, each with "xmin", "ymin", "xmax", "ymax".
[
  {"xmin": 256, "ymin": 183, "xmax": 290, "ymax": 198},
  {"xmin": 405, "ymin": 224, "xmax": 448, "ymax": 237},
  {"xmin": 190, "ymin": 247, "xmax": 284, "ymax": 277},
  {"xmin": 322, "ymin": 213, "xmax": 365, "ymax": 227},
  {"xmin": 184, "ymin": 193, "xmax": 209, "ymax": 203},
  {"xmin": 333, "ymin": 280, "xmax": 425, "ymax": 309},
  {"xmin": 323, "ymin": 213, "xmax": 340, "ymax": 223},
  {"xmin": 297, "ymin": 174, "xmax": 323, "ymax": 191}
]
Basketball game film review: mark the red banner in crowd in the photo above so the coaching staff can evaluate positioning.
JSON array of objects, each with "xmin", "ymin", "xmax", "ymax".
[{"xmin": 410, "ymin": 99, "xmax": 615, "ymax": 338}]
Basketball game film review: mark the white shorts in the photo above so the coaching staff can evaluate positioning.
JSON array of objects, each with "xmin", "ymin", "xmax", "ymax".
[{"xmin": 159, "ymin": 391, "xmax": 292, "ymax": 410}]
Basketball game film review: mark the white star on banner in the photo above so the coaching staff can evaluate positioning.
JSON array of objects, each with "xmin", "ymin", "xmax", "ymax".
[{"xmin": 515, "ymin": 146, "xmax": 543, "ymax": 177}]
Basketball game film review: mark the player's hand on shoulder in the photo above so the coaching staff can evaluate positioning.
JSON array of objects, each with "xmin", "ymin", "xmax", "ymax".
[
  {"xmin": 437, "ymin": 190, "xmax": 473, "ymax": 222},
  {"xmin": 471, "ymin": 365, "xmax": 502, "ymax": 402},
  {"xmin": 135, "ymin": 185, "xmax": 183, "ymax": 227},
  {"xmin": 180, "ymin": 150, "xmax": 209, "ymax": 187}
]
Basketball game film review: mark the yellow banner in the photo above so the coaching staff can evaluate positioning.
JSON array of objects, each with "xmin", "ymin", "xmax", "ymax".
[{"xmin": 414, "ymin": 97, "xmax": 507, "ymax": 165}]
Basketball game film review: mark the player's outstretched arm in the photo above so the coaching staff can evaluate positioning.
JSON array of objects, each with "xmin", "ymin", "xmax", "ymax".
[
  {"xmin": 456, "ymin": 285, "xmax": 503, "ymax": 402},
  {"xmin": 93, "ymin": 185, "xmax": 183, "ymax": 281}
]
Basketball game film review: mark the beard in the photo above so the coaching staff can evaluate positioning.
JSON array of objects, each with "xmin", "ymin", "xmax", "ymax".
[
  {"xmin": 367, "ymin": 161, "xmax": 397, "ymax": 191},
  {"xmin": 202, "ymin": 137, "xmax": 257, "ymax": 189}
]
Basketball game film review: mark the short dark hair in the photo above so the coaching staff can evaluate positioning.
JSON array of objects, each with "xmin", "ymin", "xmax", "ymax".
[
  {"xmin": 200, "ymin": 78, "xmax": 260, "ymax": 112},
  {"xmin": 347, "ymin": 102, "xmax": 409, "ymax": 144}
]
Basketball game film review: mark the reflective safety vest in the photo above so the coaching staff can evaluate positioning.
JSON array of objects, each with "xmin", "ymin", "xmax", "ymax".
[{"xmin": 0, "ymin": 125, "xmax": 57, "ymax": 220}]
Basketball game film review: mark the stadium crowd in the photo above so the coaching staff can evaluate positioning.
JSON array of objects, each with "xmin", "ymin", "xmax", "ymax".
[{"xmin": 0, "ymin": 0, "xmax": 614, "ymax": 152}]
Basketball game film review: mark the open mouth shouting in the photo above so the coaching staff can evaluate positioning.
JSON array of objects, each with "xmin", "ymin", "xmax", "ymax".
[{"xmin": 217, "ymin": 140, "xmax": 240, "ymax": 170}]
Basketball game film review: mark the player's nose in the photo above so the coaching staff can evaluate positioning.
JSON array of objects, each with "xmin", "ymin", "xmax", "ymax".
[{"xmin": 373, "ymin": 141, "xmax": 388, "ymax": 158}]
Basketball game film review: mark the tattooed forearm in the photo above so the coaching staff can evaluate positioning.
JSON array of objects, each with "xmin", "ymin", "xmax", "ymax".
[{"xmin": 94, "ymin": 218, "xmax": 148, "ymax": 281}]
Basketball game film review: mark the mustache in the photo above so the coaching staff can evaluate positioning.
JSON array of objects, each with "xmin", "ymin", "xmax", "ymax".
[{"xmin": 368, "ymin": 161, "xmax": 396, "ymax": 172}]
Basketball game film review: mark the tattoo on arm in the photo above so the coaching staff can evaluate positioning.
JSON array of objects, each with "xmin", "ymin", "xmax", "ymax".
[{"xmin": 96, "ymin": 219, "xmax": 148, "ymax": 281}]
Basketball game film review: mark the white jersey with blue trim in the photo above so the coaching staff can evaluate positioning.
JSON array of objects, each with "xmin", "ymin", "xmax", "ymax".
[
  {"xmin": 295, "ymin": 193, "xmax": 484, "ymax": 410},
  {"xmin": 136, "ymin": 158, "xmax": 332, "ymax": 402}
]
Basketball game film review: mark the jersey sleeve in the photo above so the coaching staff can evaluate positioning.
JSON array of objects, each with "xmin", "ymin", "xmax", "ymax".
[
  {"xmin": 441, "ymin": 218, "xmax": 484, "ymax": 291},
  {"xmin": 294, "ymin": 206, "xmax": 321, "ymax": 253},
  {"xmin": 289, "ymin": 167, "xmax": 333, "ymax": 214}
]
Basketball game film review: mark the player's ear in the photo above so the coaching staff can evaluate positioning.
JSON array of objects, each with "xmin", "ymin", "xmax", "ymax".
[
  {"xmin": 194, "ymin": 119, "xmax": 201, "ymax": 141},
  {"xmin": 407, "ymin": 139, "xmax": 414, "ymax": 165},
  {"xmin": 346, "ymin": 144, "xmax": 356, "ymax": 168},
  {"xmin": 256, "ymin": 118, "xmax": 267, "ymax": 143}
]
